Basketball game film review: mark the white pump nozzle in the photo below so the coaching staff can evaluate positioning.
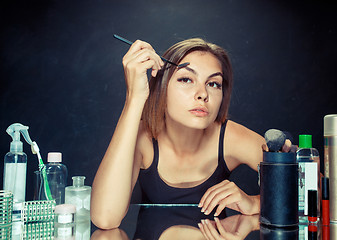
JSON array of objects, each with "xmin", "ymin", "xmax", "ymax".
[
  {"xmin": 6, "ymin": 123, "xmax": 30, "ymax": 153},
  {"xmin": 6, "ymin": 123, "xmax": 40, "ymax": 156}
]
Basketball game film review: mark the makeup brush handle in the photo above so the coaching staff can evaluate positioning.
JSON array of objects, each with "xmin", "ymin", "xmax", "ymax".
[
  {"xmin": 160, "ymin": 56, "xmax": 178, "ymax": 66},
  {"xmin": 113, "ymin": 34, "xmax": 178, "ymax": 66},
  {"xmin": 113, "ymin": 34, "xmax": 133, "ymax": 45}
]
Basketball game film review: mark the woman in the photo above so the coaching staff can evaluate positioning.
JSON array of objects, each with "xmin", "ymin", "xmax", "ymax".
[{"xmin": 91, "ymin": 38, "xmax": 272, "ymax": 229}]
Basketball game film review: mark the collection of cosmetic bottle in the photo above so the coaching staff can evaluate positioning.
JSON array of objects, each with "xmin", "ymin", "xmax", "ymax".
[
  {"xmin": 296, "ymin": 114, "xmax": 337, "ymax": 226},
  {"xmin": 260, "ymin": 114, "xmax": 337, "ymax": 240},
  {"xmin": 1, "ymin": 123, "xmax": 92, "ymax": 239},
  {"xmin": 2, "ymin": 114, "xmax": 337, "ymax": 238}
]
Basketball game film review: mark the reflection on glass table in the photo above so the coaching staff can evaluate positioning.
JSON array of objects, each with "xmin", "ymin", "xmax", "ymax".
[
  {"xmin": 7, "ymin": 216, "xmax": 91, "ymax": 240},
  {"xmin": 5, "ymin": 204, "xmax": 333, "ymax": 239},
  {"xmin": 91, "ymin": 204, "xmax": 337, "ymax": 240},
  {"xmin": 91, "ymin": 204, "xmax": 260, "ymax": 240}
]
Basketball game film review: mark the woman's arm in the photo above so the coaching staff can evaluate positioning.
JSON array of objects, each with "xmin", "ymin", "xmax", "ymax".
[
  {"xmin": 91, "ymin": 228, "xmax": 129, "ymax": 240},
  {"xmin": 225, "ymin": 120, "xmax": 265, "ymax": 172},
  {"xmin": 90, "ymin": 40, "xmax": 163, "ymax": 229}
]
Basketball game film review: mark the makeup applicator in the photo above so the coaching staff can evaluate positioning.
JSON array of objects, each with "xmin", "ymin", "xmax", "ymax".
[
  {"xmin": 264, "ymin": 129, "xmax": 286, "ymax": 152},
  {"xmin": 113, "ymin": 34, "xmax": 190, "ymax": 68}
]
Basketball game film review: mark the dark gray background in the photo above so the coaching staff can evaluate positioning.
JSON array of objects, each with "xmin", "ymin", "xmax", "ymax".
[{"xmin": 1, "ymin": 0, "xmax": 336, "ymax": 202}]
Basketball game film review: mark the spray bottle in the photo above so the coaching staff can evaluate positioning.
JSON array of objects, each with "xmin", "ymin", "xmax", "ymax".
[
  {"xmin": 3, "ymin": 123, "xmax": 53, "ymax": 220},
  {"xmin": 3, "ymin": 123, "xmax": 29, "ymax": 216}
]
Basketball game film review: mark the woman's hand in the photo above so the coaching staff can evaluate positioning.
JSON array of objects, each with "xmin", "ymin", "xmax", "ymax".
[
  {"xmin": 198, "ymin": 180, "xmax": 259, "ymax": 216},
  {"xmin": 198, "ymin": 214, "xmax": 259, "ymax": 240},
  {"xmin": 122, "ymin": 40, "xmax": 164, "ymax": 100}
]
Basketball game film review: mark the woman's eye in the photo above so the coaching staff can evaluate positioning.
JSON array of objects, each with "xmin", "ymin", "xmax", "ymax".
[
  {"xmin": 177, "ymin": 77, "xmax": 192, "ymax": 83},
  {"xmin": 208, "ymin": 82, "xmax": 222, "ymax": 89}
]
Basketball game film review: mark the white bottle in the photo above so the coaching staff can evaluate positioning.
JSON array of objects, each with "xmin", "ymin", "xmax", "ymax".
[
  {"xmin": 45, "ymin": 152, "xmax": 68, "ymax": 205},
  {"xmin": 65, "ymin": 176, "xmax": 91, "ymax": 222},
  {"xmin": 296, "ymin": 134, "xmax": 320, "ymax": 221},
  {"xmin": 3, "ymin": 123, "xmax": 28, "ymax": 217}
]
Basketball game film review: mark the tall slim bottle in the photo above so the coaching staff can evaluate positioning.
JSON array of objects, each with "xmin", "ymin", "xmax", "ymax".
[
  {"xmin": 3, "ymin": 150, "xmax": 27, "ymax": 212},
  {"xmin": 296, "ymin": 134, "xmax": 320, "ymax": 221},
  {"xmin": 324, "ymin": 114, "xmax": 337, "ymax": 223},
  {"xmin": 3, "ymin": 123, "xmax": 28, "ymax": 220}
]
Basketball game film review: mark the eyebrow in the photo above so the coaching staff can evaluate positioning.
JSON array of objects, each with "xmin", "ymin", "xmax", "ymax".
[{"xmin": 179, "ymin": 66, "xmax": 223, "ymax": 79}]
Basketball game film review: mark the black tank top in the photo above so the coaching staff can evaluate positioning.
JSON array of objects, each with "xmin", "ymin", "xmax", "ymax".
[{"xmin": 138, "ymin": 120, "xmax": 231, "ymax": 204}]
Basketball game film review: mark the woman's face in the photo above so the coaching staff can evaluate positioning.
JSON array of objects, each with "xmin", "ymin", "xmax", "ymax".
[{"xmin": 166, "ymin": 51, "xmax": 223, "ymax": 130}]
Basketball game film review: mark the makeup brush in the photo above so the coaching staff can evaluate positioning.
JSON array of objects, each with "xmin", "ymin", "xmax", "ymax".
[
  {"xmin": 264, "ymin": 129, "xmax": 287, "ymax": 152},
  {"xmin": 113, "ymin": 34, "xmax": 189, "ymax": 68}
]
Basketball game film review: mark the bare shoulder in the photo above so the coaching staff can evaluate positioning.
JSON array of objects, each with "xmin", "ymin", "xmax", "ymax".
[
  {"xmin": 135, "ymin": 121, "xmax": 154, "ymax": 169},
  {"xmin": 225, "ymin": 120, "xmax": 265, "ymax": 171},
  {"xmin": 226, "ymin": 121, "xmax": 264, "ymax": 141}
]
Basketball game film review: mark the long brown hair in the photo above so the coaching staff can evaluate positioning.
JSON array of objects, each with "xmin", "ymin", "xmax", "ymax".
[{"xmin": 142, "ymin": 38, "xmax": 233, "ymax": 139}]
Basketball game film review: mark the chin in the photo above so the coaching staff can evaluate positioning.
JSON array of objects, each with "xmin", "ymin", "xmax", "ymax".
[{"xmin": 184, "ymin": 118, "xmax": 214, "ymax": 130}]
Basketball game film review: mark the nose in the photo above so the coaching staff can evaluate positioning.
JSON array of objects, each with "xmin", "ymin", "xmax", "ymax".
[{"xmin": 195, "ymin": 83, "xmax": 208, "ymax": 102}]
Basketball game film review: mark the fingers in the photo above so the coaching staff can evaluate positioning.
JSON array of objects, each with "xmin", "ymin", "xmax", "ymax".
[
  {"xmin": 199, "ymin": 180, "xmax": 236, "ymax": 216},
  {"xmin": 199, "ymin": 181, "xmax": 227, "ymax": 208},
  {"xmin": 123, "ymin": 40, "xmax": 164, "ymax": 76},
  {"xmin": 281, "ymin": 139, "xmax": 292, "ymax": 152},
  {"xmin": 124, "ymin": 39, "xmax": 155, "ymax": 57},
  {"xmin": 198, "ymin": 219, "xmax": 231, "ymax": 240},
  {"xmin": 262, "ymin": 143, "xmax": 268, "ymax": 152},
  {"xmin": 199, "ymin": 180, "xmax": 256, "ymax": 216},
  {"xmin": 124, "ymin": 48, "xmax": 163, "ymax": 75},
  {"xmin": 121, "ymin": 40, "xmax": 164, "ymax": 99},
  {"xmin": 214, "ymin": 200, "xmax": 227, "ymax": 217},
  {"xmin": 281, "ymin": 139, "xmax": 298, "ymax": 153},
  {"xmin": 214, "ymin": 217, "xmax": 229, "ymax": 236},
  {"xmin": 198, "ymin": 219, "xmax": 210, "ymax": 239},
  {"xmin": 263, "ymin": 139, "xmax": 297, "ymax": 153},
  {"xmin": 199, "ymin": 219, "xmax": 221, "ymax": 240}
]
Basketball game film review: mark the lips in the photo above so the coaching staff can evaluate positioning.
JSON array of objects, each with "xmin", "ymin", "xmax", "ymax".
[{"xmin": 189, "ymin": 106, "xmax": 209, "ymax": 117}]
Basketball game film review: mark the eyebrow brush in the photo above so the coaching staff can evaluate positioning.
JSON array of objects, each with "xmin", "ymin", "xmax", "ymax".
[{"xmin": 113, "ymin": 34, "xmax": 189, "ymax": 68}]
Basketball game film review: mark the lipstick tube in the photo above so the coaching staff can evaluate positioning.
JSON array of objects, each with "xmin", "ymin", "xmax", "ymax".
[
  {"xmin": 322, "ymin": 177, "xmax": 330, "ymax": 225},
  {"xmin": 322, "ymin": 225, "xmax": 330, "ymax": 240},
  {"xmin": 308, "ymin": 189, "xmax": 317, "ymax": 223},
  {"xmin": 308, "ymin": 223, "xmax": 318, "ymax": 240}
]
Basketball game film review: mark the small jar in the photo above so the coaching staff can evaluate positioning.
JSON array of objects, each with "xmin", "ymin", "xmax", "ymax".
[
  {"xmin": 54, "ymin": 204, "xmax": 76, "ymax": 239},
  {"xmin": 55, "ymin": 204, "xmax": 76, "ymax": 224}
]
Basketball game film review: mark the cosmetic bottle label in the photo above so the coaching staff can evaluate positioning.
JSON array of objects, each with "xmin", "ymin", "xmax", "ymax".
[{"xmin": 298, "ymin": 162, "xmax": 318, "ymax": 215}]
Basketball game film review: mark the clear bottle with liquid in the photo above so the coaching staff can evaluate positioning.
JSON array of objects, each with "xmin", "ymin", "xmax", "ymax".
[
  {"xmin": 45, "ymin": 152, "xmax": 68, "ymax": 205},
  {"xmin": 3, "ymin": 152, "xmax": 27, "ymax": 210},
  {"xmin": 3, "ymin": 124, "xmax": 28, "ymax": 219},
  {"xmin": 296, "ymin": 134, "xmax": 320, "ymax": 221},
  {"xmin": 65, "ymin": 176, "xmax": 91, "ymax": 222}
]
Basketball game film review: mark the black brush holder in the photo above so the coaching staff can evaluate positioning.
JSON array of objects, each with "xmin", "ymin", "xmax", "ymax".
[{"xmin": 260, "ymin": 152, "xmax": 298, "ymax": 228}]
